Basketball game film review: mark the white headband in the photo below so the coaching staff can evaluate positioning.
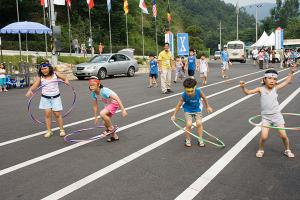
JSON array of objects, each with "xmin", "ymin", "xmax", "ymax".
[{"xmin": 264, "ymin": 73, "xmax": 278, "ymax": 78}]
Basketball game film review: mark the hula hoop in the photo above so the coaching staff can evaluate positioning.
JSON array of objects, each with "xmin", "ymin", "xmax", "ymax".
[
  {"xmin": 27, "ymin": 80, "xmax": 76, "ymax": 125},
  {"xmin": 172, "ymin": 118, "xmax": 225, "ymax": 148},
  {"xmin": 64, "ymin": 125, "xmax": 118, "ymax": 143},
  {"xmin": 249, "ymin": 113, "xmax": 300, "ymax": 131}
]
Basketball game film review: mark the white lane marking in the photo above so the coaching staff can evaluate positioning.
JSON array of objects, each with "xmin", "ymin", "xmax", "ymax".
[
  {"xmin": 175, "ymin": 84, "xmax": 300, "ymax": 200},
  {"xmin": 40, "ymin": 73, "xmax": 298, "ymax": 200},
  {"xmin": 0, "ymin": 69, "xmax": 272, "ymax": 147}
]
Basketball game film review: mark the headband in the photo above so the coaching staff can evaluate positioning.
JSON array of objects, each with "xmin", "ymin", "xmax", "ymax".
[
  {"xmin": 40, "ymin": 63, "xmax": 51, "ymax": 68},
  {"xmin": 264, "ymin": 73, "xmax": 278, "ymax": 78},
  {"xmin": 88, "ymin": 79, "xmax": 100, "ymax": 85}
]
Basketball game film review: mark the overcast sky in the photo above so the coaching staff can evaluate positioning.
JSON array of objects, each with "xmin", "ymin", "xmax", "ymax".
[{"xmin": 223, "ymin": 0, "xmax": 276, "ymax": 6}]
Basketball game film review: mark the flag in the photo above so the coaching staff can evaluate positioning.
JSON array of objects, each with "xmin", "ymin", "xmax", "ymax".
[
  {"xmin": 139, "ymin": 0, "xmax": 148, "ymax": 14},
  {"xmin": 40, "ymin": 0, "xmax": 48, "ymax": 7},
  {"xmin": 236, "ymin": 0, "xmax": 239, "ymax": 15},
  {"xmin": 124, "ymin": 0, "xmax": 129, "ymax": 15},
  {"xmin": 54, "ymin": 0, "xmax": 65, "ymax": 5},
  {"xmin": 152, "ymin": 0, "xmax": 157, "ymax": 18},
  {"xmin": 87, "ymin": 0, "xmax": 94, "ymax": 9},
  {"xmin": 66, "ymin": 0, "xmax": 71, "ymax": 8},
  {"xmin": 167, "ymin": 4, "xmax": 171, "ymax": 22},
  {"xmin": 107, "ymin": 0, "xmax": 111, "ymax": 12}
]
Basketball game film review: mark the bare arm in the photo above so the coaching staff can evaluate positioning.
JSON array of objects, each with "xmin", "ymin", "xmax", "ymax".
[
  {"xmin": 276, "ymin": 66, "xmax": 296, "ymax": 90},
  {"xmin": 26, "ymin": 76, "xmax": 41, "ymax": 97},
  {"xmin": 200, "ymin": 92, "xmax": 213, "ymax": 113},
  {"xmin": 110, "ymin": 94, "xmax": 128, "ymax": 117},
  {"xmin": 240, "ymin": 81, "xmax": 261, "ymax": 95},
  {"xmin": 171, "ymin": 97, "xmax": 184, "ymax": 121},
  {"xmin": 92, "ymin": 99, "xmax": 99, "ymax": 125}
]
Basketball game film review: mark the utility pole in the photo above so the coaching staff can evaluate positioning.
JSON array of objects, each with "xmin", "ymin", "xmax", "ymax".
[
  {"xmin": 49, "ymin": 0, "xmax": 57, "ymax": 65},
  {"xmin": 255, "ymin": 3, "xmax": 263, "ymax": 42},
  {"xmin": 16, "ymin": 0, "xmax": 22, "ymax": 60},
  {"xmin": 217, "ymin": 21, "xmax": 225, "ymax": 50}
]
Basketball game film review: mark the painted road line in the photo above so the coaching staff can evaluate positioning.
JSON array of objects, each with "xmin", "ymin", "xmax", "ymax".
[
  {"xmin": 0, "ymin": 69, "xmax": 284, "ymax": 147},
  {"xmin": 175, "ymin": 84, "xmax": 300, "ymax": 200}
]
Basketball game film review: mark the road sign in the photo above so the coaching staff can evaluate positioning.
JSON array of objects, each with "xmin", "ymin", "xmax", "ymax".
[
  {"xmin": 177, "ymin": 33, "xmax": 189, "ymax": 56},
  {"xmin": 165, "ymin": 31, "xmax": 174, "ymax": 57},
  {"xmin": 275, "ymin": 27, "xmax": 284, "ymax": 50}
]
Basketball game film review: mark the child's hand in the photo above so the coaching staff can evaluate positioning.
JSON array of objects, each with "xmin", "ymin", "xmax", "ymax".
[
  {"xmin": 26, "ymin": 90, "xmax": 33, "ymax": 97},
  {"xmin": 122, "ymin": 110, "xmax": 128, "ymax": 117},
  {"xmin": 206, "ymin": 106, "xmax": 213, "ymax": 113},
  {"xmin": 94, "ymin": 117, "xmax": 99, "ymax": 125},
  {"xmin": 239, "ymin": 81, "xmax": 246, "ymax": 87},
  {"xmin": 171, "ymin": 115, "xmax": 176, "ymax": 121},
  {"xmin": 65, "ymin": 79, "xmax": 70, "ymax": 85}
]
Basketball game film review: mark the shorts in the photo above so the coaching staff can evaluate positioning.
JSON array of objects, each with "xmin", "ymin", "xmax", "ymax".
[
  {"xmin": 188, "ymin": 70, "xmax": 195, "ymax": 76},
  {"xmin": 149, "ymin": 73, "xmax": 158, "ymax": 79},
  {"xmin": 0, "ymin": 78, "xmax": 6, "ymax": 86},
  {"xmin": 259, "ymin": 60, "xmax": 264, "ymax": 69},
  {"xmin": 221, "ymin": 62, "xmax": 229, "ymax": 70},
  {"xmin": 253, "ymin": 57, "xmax": 257, "ymax": 60},
  {"xmin": 184, "ymin": 112, "xmax": 202, "ymax": 123},
  {"xmin": 200, "ymin": 71, "xmax": 207, "ymax": 78},
  {"xmin": 103, "ymin": 103, "xmax": 119, "ymax": 117},
  {"xmin": 261, "ymin": 113, "xmax": 285, "ymax": 127},
  {"xmin": 39, "ymin": 96, "xmax": 63, "ymax": 111}
]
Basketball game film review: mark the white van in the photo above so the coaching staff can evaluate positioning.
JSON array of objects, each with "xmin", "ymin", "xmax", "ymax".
[{"xmin": 226, "ymin": 40, "xmax": 246, "ymax": 63}]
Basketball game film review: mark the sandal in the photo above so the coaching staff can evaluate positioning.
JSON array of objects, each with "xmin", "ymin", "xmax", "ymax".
[
  {"xmin": 284, "ymin": 150, "xmax": 295, "ymax": 158},
  {"xmin": 256, "ymin": 150, "xmax": 264, "ymax": 158},
  {"xmin": 107, "ymin": 136, "xmax": 119, "ymax": 142},
  {"xmin": 102, "ymin": 126, "xmax": 118, "ymax": 136}
]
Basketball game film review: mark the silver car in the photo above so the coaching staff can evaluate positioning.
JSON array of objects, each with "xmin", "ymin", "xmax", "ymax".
[{"xmin": 73, "ymin": 53, "xmax": 139, "ymax": 80}]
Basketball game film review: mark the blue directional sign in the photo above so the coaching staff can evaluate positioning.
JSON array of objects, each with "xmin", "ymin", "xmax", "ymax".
[{"xmin": 177, "ymin": 33, "xmax": 189, "ymax": 56}]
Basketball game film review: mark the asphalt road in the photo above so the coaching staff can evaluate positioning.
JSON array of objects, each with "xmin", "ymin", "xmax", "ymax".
[{"xmin": 0, "ymin": 60, "xmax": 299, "ymax": 200}]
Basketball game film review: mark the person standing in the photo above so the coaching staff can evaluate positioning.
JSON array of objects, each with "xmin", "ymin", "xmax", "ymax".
[
  {"xmin": 221, "ymin": 46, "xmax": 230, "ymax": 78},
  {"xmin": 252, "ymin": 47, "xmax": 259, "ymax": 65},
  {"xmin": 98, "ymin": 42, "xmax": 104, "ymax": 55},
  {"xmin": 158, "ymin": 43, "xmax": 174, "ymax": 94}
]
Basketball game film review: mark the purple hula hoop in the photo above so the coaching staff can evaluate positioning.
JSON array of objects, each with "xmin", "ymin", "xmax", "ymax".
[
  {"xmin": 27, "ymin": 80, "xmax": 77, "ymax": 125},
  {"xmin": 64, "ymin": 125, "xmax": 108, "ymax": 142}
]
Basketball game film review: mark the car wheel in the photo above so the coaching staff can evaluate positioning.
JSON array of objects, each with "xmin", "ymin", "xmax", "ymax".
[
  {"xmin": 97, "ymin": 68, "xmax": 107, "ymax": 80},
  {"xmin": 127, "ymin": 66, "xmax": 135, "ymax": 77},
  {"xmin": 77, "ymin": 76, "xmax": 85, "ymax": 80}
]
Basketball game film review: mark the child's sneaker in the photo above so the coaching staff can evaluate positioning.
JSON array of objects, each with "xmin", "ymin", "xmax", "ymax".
[
  {"xmin": 44, "ymin": 131, "xmax": 53, "ymax": 138},
  {"xmin": 59, "ymin": 129, "xmax": 66, "ymax": 137},
  {"xmin": 185, "ymin": 139, "xmax": 191, "ymax": 147},
  {"xmin": 147, "ymin": 85, "xmax": 152, "ymax": 88},
  {"xmin": 198, "ymin": 140, "xmax": 205, "ymax": 147}
]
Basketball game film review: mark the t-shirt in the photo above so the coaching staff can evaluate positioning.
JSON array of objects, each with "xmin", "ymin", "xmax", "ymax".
[
  {"xmin": 252, "ymin": 49, "xmax": 258, "ymax": 58},
  {"xmin": 221, "ymin": 50, "xmax": 229, "ymax": 62},
  {"xmin": 182, "ymin": 88, "xmax": 202, "ymax": 113},
  {"xmin": 0, "ymin": 69, "xmax": 6, "ymax": 78},
  {"xmin": 187, "ymin": 56, "xmax": 196, "ymax": 71},
  {"xmin": 149, "ymin": 60, "xmax": 158, "ymax": 75},
  {"xmin": 91, "ymin": 87, "xmax": 118, "ymax": 105},
  {"xmin": 158, "ymin": 50, "xmax": 173, "ymax": 69},
  {"xmin": 200, "ymin": 59, "xmax": 208, "ymax": 72}
]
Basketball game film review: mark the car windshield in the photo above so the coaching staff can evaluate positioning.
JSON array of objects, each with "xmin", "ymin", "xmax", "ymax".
[
  {"xmin": 215, "ymin": 51, "xmax": 220, "ymax": 55},
  {"xmin": 89, "ymin": 55, "xmax": 110, "ymax": 63},
  {"xmin": 228, "ymin": 44, "xmax": 244, "ymax": 49}
]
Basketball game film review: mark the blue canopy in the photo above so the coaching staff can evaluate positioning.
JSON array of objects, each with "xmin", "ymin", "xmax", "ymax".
[{"xmin": 0, "ymin": 21, "xmax": 52, "ymax": 35}]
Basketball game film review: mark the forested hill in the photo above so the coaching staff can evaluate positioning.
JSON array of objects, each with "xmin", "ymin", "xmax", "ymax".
[{"xmin": 0, "ymin": 0, "xmax": 256, "ymax": 54}]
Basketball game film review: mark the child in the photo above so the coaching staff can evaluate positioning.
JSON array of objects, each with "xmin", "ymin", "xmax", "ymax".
[
  {"xmin": 221, "ymin": 46, "xmax": 230, "ymax": 78},
  {"xmin": 89, "ymin": 76, "xmax": 127, "ymax": 142},
  {"xmin": 240, "ymin": 67, "xmax": 297, "ymax": 158},
  {"xmin": 0, "ymin": 63, "xmax": 8, "ymax": 92},
  {"xmin": 26, "ymin": 62, "xmax": 69, "ymax": 138},
  {"xmin": 187, "ymin": 49, "xmax": 197, "ymax": 78},
  {"xmin": 174, "ymin": 56, "xmax": 185, "ymax": 83},
  {"xmin": 171, "ymin": 78, "xmax": 213, "ymax": 147},
  {"xmin": 258, "ymin": 49, "xmax": 265, "ymax": 69},
  {"xmin": 198, "ymin": 54, "xmax": 209, "ymax": 86},
  {"xmin": 181, "ymin": 57, "xmax": 186, "ymax": 74},
  {"xmin": 148, "ymin": 54, "xmax": 158, "ymax": 88}
]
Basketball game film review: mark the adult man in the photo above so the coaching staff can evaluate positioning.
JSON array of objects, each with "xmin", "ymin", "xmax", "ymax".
[
  {"xmin": 221, "ymin": 46, "xmax": 230, "ymax": 78},
  {"xmin": 158, "ymin": 43, "xmax": 174, "ymax": 94},
  {"xmin": 252, "ymin": 46, "xmax": 258, "ymax": 65}
]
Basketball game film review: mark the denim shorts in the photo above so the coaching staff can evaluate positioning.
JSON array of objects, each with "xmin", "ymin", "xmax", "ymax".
[
  {"xmin": 39, "ymin": 96, "xmax": 63, "ymax": 111},
  {"xmin": 0, "ymin": 78, "xmax": 6, "ymax": 86}
]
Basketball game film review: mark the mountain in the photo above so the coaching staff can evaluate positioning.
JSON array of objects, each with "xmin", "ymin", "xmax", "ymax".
[{"xmin": 243, "ymin": 3, "xmax": 276, "ymax": 21}]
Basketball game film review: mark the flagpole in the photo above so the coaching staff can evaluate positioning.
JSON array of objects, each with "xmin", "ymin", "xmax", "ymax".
[
  {"xmin": 67, "ymin": 6, "xmax": 72, "ymax": 56},
  {"xmin": 155, "ymin": 16, "xmax": 158, "ymax": 56},
  {"xmin": 88, "ymin": 8, "xmax": 93, "ymax": 56},
  {"xmin": 108, "ymin": 12, "xmax": 112, "ymax": 53},
  {"xmin": 167, "ymin": 0, "xmax": 171, "ymax": 31},
  {"xmin": 141, "ymin": 12, "xmax": 145, "ymax": 58},
  {"xmin": 43, "ymin": 4, "xmax": 48, "ymax": 57},
  {"xmin": 16, "ymin": 0, "xmax": 22, "ymax": 61},
  {"xmin": 126, "ymin": 14, "xmax": 129, "ymax": 48}
]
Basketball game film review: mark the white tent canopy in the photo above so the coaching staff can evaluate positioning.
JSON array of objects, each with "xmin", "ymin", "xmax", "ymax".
[
  {"xmin": 264, "ymin": 32, "xmax": 275, "ymax": 47},
  {"xmin": 251, "ymin": 31, "xmax": 269, "ymax": 47}
]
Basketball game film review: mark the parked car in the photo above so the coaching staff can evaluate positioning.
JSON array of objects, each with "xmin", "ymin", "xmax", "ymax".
[
  {"xmin": 214, "ymin": 51, "xmax": 221, "ymax": 60},
  {"xmin": 73, "ymin": 53, "xmax": 139, "ymax": 80}
]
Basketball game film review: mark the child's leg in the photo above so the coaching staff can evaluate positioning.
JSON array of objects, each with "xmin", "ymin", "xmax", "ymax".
[
  {"xmin": 148, "ymin": 76, "xmax": 153, "ymax": 87},
  {"xmin": 44, "ymin": 109, "xmax": 53, "ymax": 137},
  {"xmin": 184, "ymin": 113, "xmax": 193, "ymax": 144},
  {"xmin": 53, "ymin": 111, "xmax": 65, "ymax": 136},
  {"xmin": 100, "ymin": 109, "xmax": 118, "ymax": 138},
  {"xmin": 258, "ymin": 127, "xmax": 269, "ymax": 151},
  {"xmin": 277, "ymin": 125, "xmax": 291, "ymax": 150}
]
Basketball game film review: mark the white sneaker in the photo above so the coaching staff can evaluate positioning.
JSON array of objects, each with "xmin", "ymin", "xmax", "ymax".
[
  {"xmin": 60, "ymin": 130, "xmax": 66, "ymax": 137},
  {"xmin": 185, "ymin": 139, "xmax": 191, "ymax": 147},
  {"xmin": 198, "ymin": 140, "xmax": 205, "ymax": 147},
  {"xmin": 44, "ymin": 131, "xmax": 53, "ymax": 138}
]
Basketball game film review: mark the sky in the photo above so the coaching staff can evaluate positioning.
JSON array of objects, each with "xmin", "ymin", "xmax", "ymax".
[{"xmin": 223, "ymin": 0, "xmax": 276, "ymax": 6}]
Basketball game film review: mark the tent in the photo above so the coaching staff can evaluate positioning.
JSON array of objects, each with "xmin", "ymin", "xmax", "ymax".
[
  {"xmin": 264, "ymin": 32, "xmax": 275, "ymax": 47},
  {"xmin": 251, "ymin": 31, "xmax": 269, "ymax": 47}
]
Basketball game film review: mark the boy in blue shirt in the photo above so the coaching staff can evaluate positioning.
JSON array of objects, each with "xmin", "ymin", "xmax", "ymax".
[
  {"xmin": 221, "ymin": 46, "xmax": 231, "ymax": 78},
  {"xmin": 148, "ymin": 53, "xmax": 159, "ymax": 88},
  {"xmin": 171, "ymin": 78, "xmax": 213, "ymax": 147},
  {"xmin": 187, "ymin": 49, "xmax": 198, "ymax": 78}
]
